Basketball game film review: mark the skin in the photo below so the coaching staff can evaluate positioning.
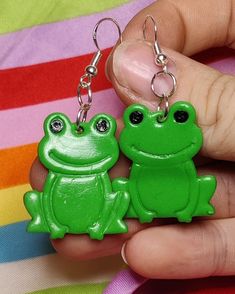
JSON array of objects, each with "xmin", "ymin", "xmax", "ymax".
[
  {"xmin": 114, "ymin": 101, "xmax": 216, "ymax": 223},
  {"xmin": 30, "ymin": 0, "xmax": 235, "ymax": 280},
  {"xmin": 24, "ymin": 112, "xmax": 129, "ymax": 240}
]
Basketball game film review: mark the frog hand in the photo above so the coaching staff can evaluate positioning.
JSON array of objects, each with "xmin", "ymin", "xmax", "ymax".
[
  {"xmin": 88, "ymin": 223, "xmax": 104, "ymax": 240},
  {"xmin": 49, "ymin": 225, "xmax": 68, "ymax": 239},
  {"xmin": 138, "ymin": 210, "xmax": 156, "ymax": 224},
  {"xmin": 88, "ymin": 190, "xmax": 130, "ymax": 239}
]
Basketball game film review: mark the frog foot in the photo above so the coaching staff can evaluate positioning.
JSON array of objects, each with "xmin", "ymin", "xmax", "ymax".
[
  {"xmin": 50, "ymin": 226, "xmax": 68, "ymax": 239},
  {"xmin": 139, "ymin": 211, "xmax": 155, "ymax": 224},
  {"xmin": 24, "ymin": 191, "xmax": 49, "ymax": 233},
  {"xmin": 176, "ymin": 211, "xmax": 192, "ymax": 223}
]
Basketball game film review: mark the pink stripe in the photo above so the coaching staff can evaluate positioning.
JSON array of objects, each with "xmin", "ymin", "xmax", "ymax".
[
  {"xmin": 104, "ymin": 269, "xmax": 147, "ymax": 294},
  {"xmin": 0, "ymin": 89, "xmax": 124, "ymax": 149},
  {"xmin": 0, "ymin": 0, "xmax": 155, "ymax": 69}
]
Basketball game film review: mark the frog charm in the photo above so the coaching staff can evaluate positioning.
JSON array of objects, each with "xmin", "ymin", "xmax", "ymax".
[
  {"xmin": 113, "ymin": 101, "xmax": 216, "ymax": 223},
  {"xmin": 24, "ymin": 113, "xmax": 129, "ymax": 239}
]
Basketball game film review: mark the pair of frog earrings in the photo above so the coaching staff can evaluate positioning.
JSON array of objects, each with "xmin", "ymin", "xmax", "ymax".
[{"xmin": 24, "ymin": 16, "xmax": 217, "ymax": 240}]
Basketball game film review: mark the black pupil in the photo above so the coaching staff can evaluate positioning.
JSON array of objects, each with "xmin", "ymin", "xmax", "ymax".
[
  {"xmin": 50, "ymin": 119, "xmax": 63, "ymax": 133},
  {"xmin": 174, "ymin": 111, "xmax": 189, "ymax": 123},
  {"xmin": 130, "ymin": 111, "xmax": 144, "ymax": 124},
  {"xmin": 96, "ymin": 119, "xmax": 109, "ymax": 132}
]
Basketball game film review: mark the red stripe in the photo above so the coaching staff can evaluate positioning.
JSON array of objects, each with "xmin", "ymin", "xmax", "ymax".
[{"xmin": 0, "ymin": 48, "xmax": 112, "ymax": 110}]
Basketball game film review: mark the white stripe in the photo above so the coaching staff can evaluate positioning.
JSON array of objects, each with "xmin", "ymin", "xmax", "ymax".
[{"xmin": 0, "ymin": 254, "xmax": 125, "ymax": 294}]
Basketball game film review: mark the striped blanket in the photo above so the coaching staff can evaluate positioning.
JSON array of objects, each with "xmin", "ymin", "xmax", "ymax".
[{"xmin": 0, "ymin": 0, "xmax": 235, "ymax": 293}]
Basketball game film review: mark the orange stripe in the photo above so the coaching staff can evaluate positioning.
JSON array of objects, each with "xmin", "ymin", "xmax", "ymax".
[{"xmin": 0, "ymin": 143, "xmax": 37, "ymax": 189}]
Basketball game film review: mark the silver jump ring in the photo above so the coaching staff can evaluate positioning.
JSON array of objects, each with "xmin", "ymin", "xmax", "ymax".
[
  {"xmin": 77, "ymin": 85, "xmax": 93, "ymax": 106},
  {"xmin": 157, "ymin": 96, "xmax": 169, "ymax": 117},
  {"xmin": 79, "ymin": 74, "xmax": 92, "ymax": 89},
  {"xmin": 151, "ymin": 71, "xmax": 177, "ymax": 99},
  {"xmin": 93, "ymin": 17, "xmax": 122, "ymax": 51},
  {"xmin": 76, "ymin": 104, "xmax": 91, "ymax": 128}
]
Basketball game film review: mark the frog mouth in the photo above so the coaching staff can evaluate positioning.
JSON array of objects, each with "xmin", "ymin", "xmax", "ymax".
[
  {"xmin": 49, "ymin": 150, "xmax": 112, "ymax": 168},
  {"xmin": 131, "ymin": 144, "xmax": 194, "ymax": 159}
]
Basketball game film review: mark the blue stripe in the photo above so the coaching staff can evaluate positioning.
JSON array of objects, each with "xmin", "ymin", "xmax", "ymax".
[{"xmin": 0, "ymin": 221, "xmax": 55, "ymax": 263}]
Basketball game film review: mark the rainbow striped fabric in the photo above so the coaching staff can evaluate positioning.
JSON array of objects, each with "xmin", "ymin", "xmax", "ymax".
[
  {"xmin": 1, "ymin": 1, "xmax": 235, "ymax": 293},
  {"xmin": 0, "ymin": 1, "xmax": 154, "ymax": 293}
]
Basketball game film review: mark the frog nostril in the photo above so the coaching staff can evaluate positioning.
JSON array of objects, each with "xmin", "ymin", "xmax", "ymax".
[
  {"xmin": 50, "ymin": 119, "xmax": 64, "ymax": 133},
  {"xmin": 129, "ymin": 111, "xmax": 144, "ymax": 124},
  {"xmin": 174, "ymin": 111, "xmax": 189, "ymax": 123},
  {"xmin": 96, "ymin": 119, "xmax": 110, "ymax": 133}
]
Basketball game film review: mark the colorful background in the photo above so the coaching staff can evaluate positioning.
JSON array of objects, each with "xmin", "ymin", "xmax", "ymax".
[{"xmin": 0, "ymin": 0, "xmax": 235, "ymax": 293}]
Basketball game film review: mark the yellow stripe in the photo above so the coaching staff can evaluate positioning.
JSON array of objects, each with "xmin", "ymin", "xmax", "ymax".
[
  {"xmin": 0, "ymin": 0, "xmax": 130, "ymax": 34},
  {"xmin": 0, "ymin": 184, "xmax": 30, "ymax": 226}
]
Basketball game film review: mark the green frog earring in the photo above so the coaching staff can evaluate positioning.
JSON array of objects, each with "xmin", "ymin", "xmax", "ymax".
[
  {"xmin": 114, "ymin": 15, "xmax": 217, "ymax": 223},
  {"xmin": 24, "ymin": 18, "xmax": 130, "ymax": 240}
]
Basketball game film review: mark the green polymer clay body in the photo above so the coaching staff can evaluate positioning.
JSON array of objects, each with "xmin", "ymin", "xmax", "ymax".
[
  {"xmin": 24, "ymin": 113, "xmax": 129, "ymax": 239},
  {"xmin": 114, "ymin": 101, "xmax": 216, "ymax": 223}
]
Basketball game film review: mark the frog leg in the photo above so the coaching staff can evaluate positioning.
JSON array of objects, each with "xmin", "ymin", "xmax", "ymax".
[
  {"xmin": 42, "ymin": 172, "xmax": 68, "ymax": 239},
  {"xmin": 88, "ymin": 174, "xmax": 129, "ymax": 240},
  {"xmin": 176, "ymin": 161, "xmax": 200, "ymax": 222},
  {"xmin": 24, "ymin": 190, "xmax": 49, "ymax": 233},
  {"xmin": 194, "ymin": 175, "xmax": 216, "ymax": 216},
  {"xmin": 128, "ymin": 164, "xmax": 156, "ymax": 223}
]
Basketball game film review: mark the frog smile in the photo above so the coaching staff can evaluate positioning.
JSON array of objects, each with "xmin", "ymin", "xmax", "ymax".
[
  {"xmin": 49, "ymin": 150, "xmax": 112, "ymax": 168},
  {"xmin": 131, "ymin": 144, "xmax": 194, "ymax": 159}
]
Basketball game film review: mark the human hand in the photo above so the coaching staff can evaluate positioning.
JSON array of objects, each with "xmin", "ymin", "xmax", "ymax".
[{"xmin": 30, "ymin": 0, "xmax": 235, "ymax": 279}]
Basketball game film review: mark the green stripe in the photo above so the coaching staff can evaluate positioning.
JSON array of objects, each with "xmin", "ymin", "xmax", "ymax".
[
  {"xmin": 0, "ymin": 0, "xmax": 130, "ymax": 34},
  {"xmin": 28, "ymin": 282, "xmax": 108, "ymax": 294}
]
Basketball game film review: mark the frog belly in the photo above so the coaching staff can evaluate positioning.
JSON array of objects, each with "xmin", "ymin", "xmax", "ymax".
[
  {"xmin": 52, "ymin": 175, "xmax": 104, "ymax": 233},
  {"xmin": 134, "ymin": 166, "xmax": 190, "ymax": 216}
]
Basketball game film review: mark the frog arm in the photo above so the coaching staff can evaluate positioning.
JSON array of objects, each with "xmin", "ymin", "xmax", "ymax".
[
  {"xmin": 42, "ymin": 172, "xmax": 68, "ymax": 238},
  {"xmin": 88, "ymin": 173, "xmax": 113, "ymax": 239},
  {"xmin": 129, "ymin": 164, "xmax": 156, "ymax": 223},
  {"xmin": 176, "ymin": 161, "xmax": 199, "ymax": 223},
  {"xmin": 88, "ymin": 173, "xmax": 129, "ymax": 239}
]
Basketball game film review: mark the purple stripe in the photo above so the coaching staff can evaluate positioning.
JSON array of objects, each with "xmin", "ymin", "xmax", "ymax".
[
  {"xmin": 0, "ymin": 0, "xmax": 155, "ymax": 69},
  {"xmin": 104, "ymin": 269, "xmax": 147, "ymax": 294},
  {"xmin": 0, "ymin": 89, "xmax": 124, "ymax": 149}
]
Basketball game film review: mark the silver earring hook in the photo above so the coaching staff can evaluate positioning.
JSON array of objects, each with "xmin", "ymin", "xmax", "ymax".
[
  {"xmin": 76, "ymin": 18, "xmax": 122, "ymax": 131},
  {"xmin": 143, "ymin": 15, "xmax": 177, "ymax": 118},
  {"xmin": 143, "ymin": 15, "xmax": 168, "ymax": 69},
  {"xmin": 93, "ymin": 17, "xmax": 122, "ymax": 51}
]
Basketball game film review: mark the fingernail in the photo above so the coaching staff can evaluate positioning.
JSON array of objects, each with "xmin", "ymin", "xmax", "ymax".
[
  {"xmin": 121, "ymin": 242, "xmax": 129, "ymax": 265},
  {"xmin": 113, "ymin": 40, "xmax": 176, "ymax": 103}
]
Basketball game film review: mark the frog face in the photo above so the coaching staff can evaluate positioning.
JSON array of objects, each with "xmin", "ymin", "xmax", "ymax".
[
  {"xmin": 120, "ymin": 102, "xmax": 203, "ymax": 166},
  {"xmin": 38, "ymin": 113, "xmax": 119, "ymax": 174}
]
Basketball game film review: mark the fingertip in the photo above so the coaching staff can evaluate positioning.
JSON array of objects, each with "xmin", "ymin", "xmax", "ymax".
[{"xmin": 30, "ymin": 157, "xmax": 48, "ymax": 190}]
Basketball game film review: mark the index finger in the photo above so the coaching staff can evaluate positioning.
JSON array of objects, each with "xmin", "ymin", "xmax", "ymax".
[{"xmin": 122, "ymin": 0, "xmax": 235, "ymax": 55}]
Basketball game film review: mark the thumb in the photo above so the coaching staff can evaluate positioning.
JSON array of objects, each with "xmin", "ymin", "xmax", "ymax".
[{"xmin": 108, "ymin": 40, "xmax": 235, "ymax": 161}]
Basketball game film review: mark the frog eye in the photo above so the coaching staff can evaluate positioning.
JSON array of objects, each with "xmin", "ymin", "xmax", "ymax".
[
  {"xmin": 174, "ymin": 111, "xmax": 189, "ymax": 123},
  {"xmin": 96, "ymin": 118, "xmax": 110, "ymax": 133},
  {"xmin": 129, "ymin": 111, "xmax": 144, "ymax": 125},
  {"xmin": 50, "ymin": 118, "xmax": 64, "ymax": 133}
]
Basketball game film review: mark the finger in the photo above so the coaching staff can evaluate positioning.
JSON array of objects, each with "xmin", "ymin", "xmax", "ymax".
[
  {"xmin": 122, "ymin": 218, "xmax": 235, "ymax": 279},
  {"xmin": 52, "ymin": 219, "xmax": 151, "ymax": 260},
  {"xmin": 121, "ymin": 0, "xmax": 235, "ymax": 55},
  {"xmin": 110, "ymin": 41, "xmax": 235, "ymax": 160}
]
